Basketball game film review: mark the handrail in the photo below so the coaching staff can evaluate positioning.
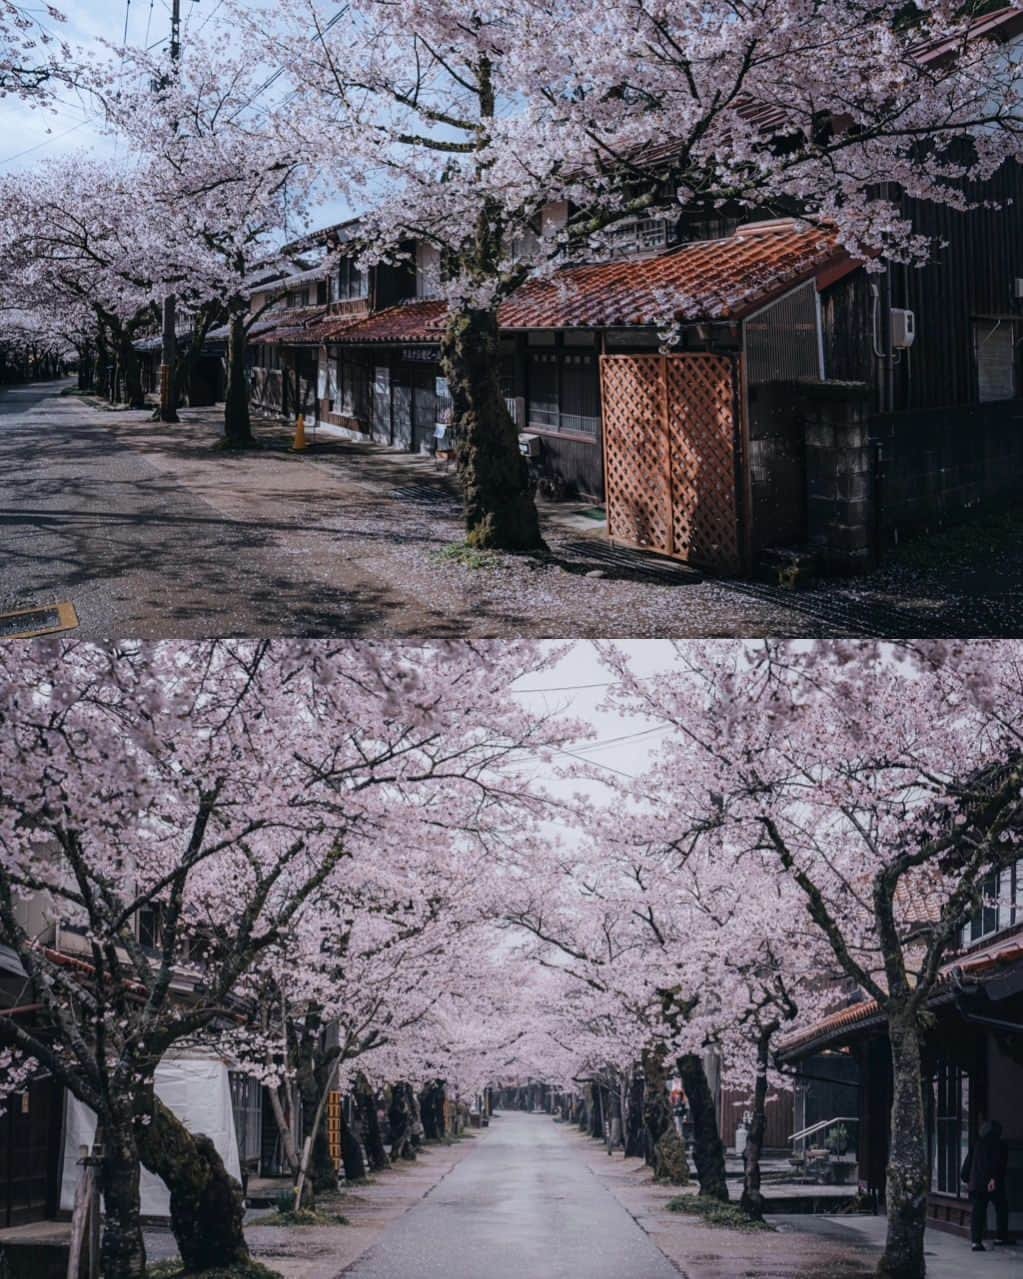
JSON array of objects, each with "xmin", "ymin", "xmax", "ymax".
[{"xmin": 789, "ymin": 1116, "xmax": 859, "ymax": 1143}]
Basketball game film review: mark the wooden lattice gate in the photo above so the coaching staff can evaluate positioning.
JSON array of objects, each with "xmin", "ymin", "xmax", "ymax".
[{"xmin": 600, "ymin": 353, "xmax": 746, "ymax": 574}]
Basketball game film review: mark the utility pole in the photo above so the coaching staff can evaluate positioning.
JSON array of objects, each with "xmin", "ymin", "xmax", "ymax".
[{"xmin": 157, "ymin": 0, "xmax": 182, "ymax": 423}]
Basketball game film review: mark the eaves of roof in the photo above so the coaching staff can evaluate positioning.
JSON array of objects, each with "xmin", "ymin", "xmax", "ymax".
[{"xmin": 779, "ymin": 932, "xmax": 1023, "ymax": 1060}]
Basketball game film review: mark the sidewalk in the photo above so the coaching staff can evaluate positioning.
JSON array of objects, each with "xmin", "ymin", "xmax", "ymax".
[
  {"xmin": 563, "ymin": 1123, "xmax": 1021, "ymax": 1279},
  {"xmin": 0, "ymin": 1136, "xmax": 486, "ymax": 1279}
]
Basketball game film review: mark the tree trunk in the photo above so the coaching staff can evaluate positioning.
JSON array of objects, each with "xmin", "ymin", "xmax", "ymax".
[
  {"xmin": 136, "ymin": 1095, "xmax": 249, "ymax": 1272},
  {"xmin": 388, "ymin": 1083, "xmax": 416, "ymax": 1161},
  {"xmin": 98, "ymin": 1120, "xmax": 146, "ymax": 1279},
  {"xmin": 588, "ymin": 1082, "xmax": 603, "ymax": 1139},
  {"xmin": 440, "ymin": 307, "xmax": 544, "ymax": 552},
  {"xmin": 115, "ymin": 337, "xmax": 145, "ymax": 409},
  {"xmin": 420, "ymin": 1082, "xmax": 445, "ymax": 1141},
  {"xmin": 267, "ymin": 1081, "xmax": 301, "ymax": 1177},
  {"xmin": 740, "ymin": 1032, "xmax": 772, "ymax": 1220},
  {"xmin": 224, "ymin": 311, "xmax": 253, "ymax": 446},
  {"xmin": 625, "ymin": 1072, "xmax": 646, "ymax": 1159},
  {"xmin": 643, "ymin": 1048, "xmax": 689, "ymax": 1184},
  {"xmin": 339, "ymin": 1103, "xmax": 366, "ymax": 1183},
  {"xmin": 877, "ymin": 1013, "xmax": 928, "ymax": 1279},
  {"xmin": 678, "ymin": 1053, "xmax": 729, "ymax": 1200},
  {"xmin": 355, "ymin": 1075, "xmax": 389, "ymax": 1172}
]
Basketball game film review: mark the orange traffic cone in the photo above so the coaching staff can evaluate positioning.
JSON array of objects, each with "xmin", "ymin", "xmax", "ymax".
[{"xmin": 291, "ymin": 413, "xmax": 308, "ymax": 451}]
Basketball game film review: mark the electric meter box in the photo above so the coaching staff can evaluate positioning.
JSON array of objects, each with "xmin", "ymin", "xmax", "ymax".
[{"xmin": 891, "ymin": 308, "xmax": 916, "ymax": 349}]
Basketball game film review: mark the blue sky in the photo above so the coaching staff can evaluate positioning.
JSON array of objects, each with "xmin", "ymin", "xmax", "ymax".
[{"xmin": 1, "ymin": 1, "xmax": 350, "ymax": 226}]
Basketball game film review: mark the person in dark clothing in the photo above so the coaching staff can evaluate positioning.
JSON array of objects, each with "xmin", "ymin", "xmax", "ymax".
[{"xmin": 961, "ymin": 1119, "xmax": 1012, "ymax": 1251}]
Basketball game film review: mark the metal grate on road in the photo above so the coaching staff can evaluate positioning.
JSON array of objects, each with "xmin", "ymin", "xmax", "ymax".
[{"xmin": 0, "ymin": 602, "xmax": 79, "ymax": 640}]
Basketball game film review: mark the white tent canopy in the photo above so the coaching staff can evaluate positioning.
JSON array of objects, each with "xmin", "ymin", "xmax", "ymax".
[{"xmin": 60, "ymin": 1053, "xmax": 243, "ymax": 1217}]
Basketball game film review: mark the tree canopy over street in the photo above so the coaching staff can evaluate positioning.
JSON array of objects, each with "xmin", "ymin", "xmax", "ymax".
[
  {"xmin": 5, "ymin": 2, "xmax": 1023, "ymax": 544},
  {"xmin": 1, "ymin": 640, "xmax": 1021, "ymax": 1279}
]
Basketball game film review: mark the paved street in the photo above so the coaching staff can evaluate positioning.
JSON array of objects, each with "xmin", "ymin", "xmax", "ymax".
[
  {"xmin": 346, "ymin": 1114, "xmax": 679, "ymax": 1279},
  {"xmin": 4, "ymin": 382, "xmax": 1023, "ymax": 637}
]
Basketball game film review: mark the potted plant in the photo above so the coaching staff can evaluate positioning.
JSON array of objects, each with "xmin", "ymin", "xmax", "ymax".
[{"xmin": 824, "ymin": 1124, "xmax": 857, "ymax": 1184}]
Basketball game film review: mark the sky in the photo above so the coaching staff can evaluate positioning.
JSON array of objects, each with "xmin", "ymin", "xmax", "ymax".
[{"xmin": 1, "ymin": 1, "xmax": 352, "ymax": 225}]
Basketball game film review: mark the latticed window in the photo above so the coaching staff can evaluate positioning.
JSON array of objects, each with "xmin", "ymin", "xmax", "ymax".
[
  {"xmin": 337, "ymin": 258, "xmax": 368, "ymax": 301},
  {"xmin": 964, "ymin": 859, "xmax": 1021, "ymax": 945},
  {"xmin": 744, "ymin": 282, "xmax": 823, "ymax": 385},
  {"xmin": 930, "ymin": 1060, "xmax": 969, "ymax": 1196},
  {"xmin": 527, "ymin": 347, "xmax": 600, "ymax": 438},
  {"xmin": 974, "ymin": 319, "xmax": 1018, "ymax": 403}
]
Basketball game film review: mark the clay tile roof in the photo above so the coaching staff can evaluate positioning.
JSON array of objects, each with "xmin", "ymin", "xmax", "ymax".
[
  {"xmin": 261, "ymin": 305, "xmax": 331, "ymax": 345},
  {"xmin": 332, "ymin": 299, "xmax": 448, "ymax": 344},
  {"xmin": 329, "ymin": 224, "xmax": 849, "ymax": 345},
  {"xmin": 498, "ymin": 222, "xmax": 847, "ymax": 330},
  {"xmin": 779, "ymin": 929, "xmax": 1023, "ymax": 1058}
]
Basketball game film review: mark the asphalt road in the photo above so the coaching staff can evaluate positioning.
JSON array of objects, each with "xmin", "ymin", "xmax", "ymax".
[
  {"xmin": 0, "ymin": 381, "xmax": 387, "ymax": 636},
  {"xmin": 345, "ymin": 1113, "xmax": 679, "ymax": 1279}
]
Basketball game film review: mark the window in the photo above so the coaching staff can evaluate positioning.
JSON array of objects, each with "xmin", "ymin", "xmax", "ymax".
[
  {"xmin": 930, "ymin": 1059, "xmax": 969, "ymax": 1196},
  {"xmin": 964, "ymin": 859, "xmax": 1021, "ymax": 945},
  {"xmin": 337, "ymin": 258, "xmax": 368, "ymax": 301},
  {"xmin": 974, "ymin": 319, "xmax": 1017, "ymax": 402},
  {"xmin": 605, "ymin": 217, "xmax": 672, "ymax": 256},
  {"xmin": 286, "ymin": 288, "xmax": 309, "ymax": 309},
  {"xmin": 138, "ymin": 904, "xmax": 162, "ymax": 951},
  {"xmin": 527, "ymin": 343, "xmax": 601, "ymax": 438},
  {"xmin": 415, "ymin": 242, "xmax": 442, "ymax": 299},
  {"xmin": 338, "ymin": 354, "xmax": 370, "ymax": 419}
]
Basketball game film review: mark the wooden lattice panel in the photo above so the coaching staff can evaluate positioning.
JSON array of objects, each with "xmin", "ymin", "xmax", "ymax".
[
  {"xmin": 600, "ymin": 356, "xmax": 673, "ymax": 555},
  {"xmin": 327, "ymin": 1091, "xmax": 343, "ymax": 1170},
  {"xmin": 600, "ymin": 354, "xmax": 742, "ymax": 573},
  {"xmin": 664, "ymin": 355, "xmax": 741, "ymax": 573}
]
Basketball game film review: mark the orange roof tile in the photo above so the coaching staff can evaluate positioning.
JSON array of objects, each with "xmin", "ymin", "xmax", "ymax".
[
  {"xmin": 262, "ymin": 305, "xmax": 330, "ymax": 344},
  {"xmin": 331, "ymin": 299, "xmax": 448, "ymax": 345},
  {"xmin": 500, "ymin": 222, "xmax": 846, "ymax": 329},
  {"xmin": 780, "ymin": 930, "xmax": 1023, "ymax": 1057},
  {"xmin": 327, "ymin": 224, "xmax": 850, "ymax": 345}
]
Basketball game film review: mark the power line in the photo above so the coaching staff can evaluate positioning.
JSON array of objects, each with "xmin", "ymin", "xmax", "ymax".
[{"xmin": 0, "ymin": 119, "xmax": 93, "ymax": 166}]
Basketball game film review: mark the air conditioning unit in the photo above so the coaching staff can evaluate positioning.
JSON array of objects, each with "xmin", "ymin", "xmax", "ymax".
[
  {"xmin": 891, "ymin": 309, "xmax": 916, "ymax": 349},
  {"xmin": 518, "ymin": 432, "xmax": 541, "ymax": 458}
]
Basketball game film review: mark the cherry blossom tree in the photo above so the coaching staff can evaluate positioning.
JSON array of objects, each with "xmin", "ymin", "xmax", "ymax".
[
  {"xmin": 603, "ymin": 639, "xmax": 1023, "ymax": 1279},
  {"xmin": 0, "ymin": 158, "xmax": 169, "ymax": 407},
  {"xmin": 500, "ymin": 0, "xmax": 1023, "ymax": 270},
  {"xmin": 0, "ymin": 2, "xmax": 66, "ymax": 101},
  {"xmin": 244, "ymin": 0, "xmax": 579, "ymax": 551},
  {"xmin": 92, "ymin": 32, "xmax": 316, "ymax": 440},
  {"xmin": 0, "ymin": 638, "xmax": 571, "ymax": 1279}
]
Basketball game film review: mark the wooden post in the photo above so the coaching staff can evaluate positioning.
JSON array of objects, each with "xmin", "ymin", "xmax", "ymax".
[{"xmin": 67, "ymin": 1141, "xmax": 101, "ymax": 1279}]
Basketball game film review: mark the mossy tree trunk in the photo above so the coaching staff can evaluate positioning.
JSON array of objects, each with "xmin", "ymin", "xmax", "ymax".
[
  {"xmin": 136, "ymin": 1094, "xmax": 249, "ymax": 1273},
  {"xmin": 876, "ymin": 1012, "xmax": 928, "ymax": 1279},
  {"xmin": 643, "ymin": 1047, "xmax": 689, "ymax": 1185},
  {"xmin": 440, "ymin": 306, "xmax": 543, "ymax": 552},
  {"xmin": 677, "ymin": 1053, "xmax": 729, "ymax": 1201},
  {"xmin": 99, "ymin": 1115, "xmax": 147, "ymax": 1279},
  {"xmin": 420, "ymin": 1082, "xmax": 446, "ymax": 1141},
  {"xmin": 339, "ymin": 1103, "xmax": 366, "ymax": 1183}
]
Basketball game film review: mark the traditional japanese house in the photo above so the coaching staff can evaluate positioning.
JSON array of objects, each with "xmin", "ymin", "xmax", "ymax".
[
  {"xmin": 778, "ymin": 861, "xmax": 1023, "ymax": 1241},
  {"xmin": 248, "ymin": 7, "xmax": 1023, "ymax": 578}
]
